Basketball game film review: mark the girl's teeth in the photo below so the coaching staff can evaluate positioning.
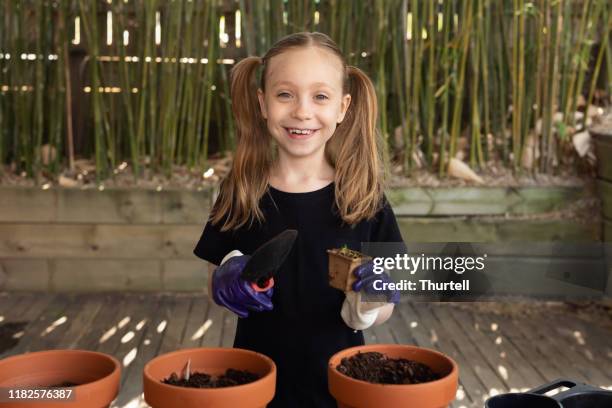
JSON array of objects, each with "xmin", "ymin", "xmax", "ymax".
[{"xmin": 289, "ymin": 129, "xmax": 313, "ymax": 135}]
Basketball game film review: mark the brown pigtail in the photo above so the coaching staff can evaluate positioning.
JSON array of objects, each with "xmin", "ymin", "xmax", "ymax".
[
  {"xmin": 211, "ymin": 56, "xmax": 272, "ymax": 230},
  {"xmin": 329, "ymin": 66, "xmax": 384, "ymax": 224}
]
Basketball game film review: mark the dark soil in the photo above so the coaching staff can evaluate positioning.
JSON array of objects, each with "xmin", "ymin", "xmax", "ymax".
[
  {"xmin": 162, "ymin": 369, "xmax": 261, "ymax": 388},
  {"xmin": 337, "ymin": 352, "xmax": 441, "ymax": 385}
]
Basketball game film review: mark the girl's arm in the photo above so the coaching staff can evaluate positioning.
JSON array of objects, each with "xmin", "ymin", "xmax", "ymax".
[{"xmin": 372, "ymin": 303, "xmax": 394, "ymax": 326}]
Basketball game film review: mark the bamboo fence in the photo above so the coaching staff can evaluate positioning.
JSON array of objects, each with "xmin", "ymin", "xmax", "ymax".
[{"xmin": 0, "ymin": 0, "xmax": 610, "ymax": 181}]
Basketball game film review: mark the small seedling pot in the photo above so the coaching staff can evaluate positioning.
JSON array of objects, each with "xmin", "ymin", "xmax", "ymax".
[
  {"xmin": 328, "ymin": 344, "xmax": 458, "ymax": 408},
  {"xmin": 0, "ymin": 349, "xmax": 120, "ymax": 408},
  {"xmin": 327, "ymin": 248, "xmax": 372, "ymax": 292},
  {"xmin": 143, "ymin": 347, "xmax": 276, "ymax": 408}
]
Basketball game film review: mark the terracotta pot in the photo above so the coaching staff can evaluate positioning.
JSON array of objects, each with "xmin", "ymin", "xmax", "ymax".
[
  {"xmin": 328, "ymin": 344, "xmax": 458, "ymax": 408},
  {"xmin": 0, "ymin": 349, "xmax": 120, "ymax": 408},
  {"xmin": 143, "ymin": 347, "xmax": 276, "ymax": 408},
  {"xmin": 327, "ymin": 248, "xmax": 372, "ymax": 292}
]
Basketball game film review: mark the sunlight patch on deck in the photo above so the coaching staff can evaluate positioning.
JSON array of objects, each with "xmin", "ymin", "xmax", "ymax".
[
  {"xmin": 121, "ymin": 331, "xmax": 135, "ymax": 343},
  {"xmin": 100, "ymin": 326, "xmax": 117, "ymax": 344},
  {"xmin": 41, "ymin": 316, "xmax": 67, "ymax": 336},
  {"xmin": 156, "ymin": 320, "xmax": 167, "ymax": 333},
  {"xmin": 190, "ymin": 319, "xmax": 213, "ymax": 341},
  {"xmin": 118, "ymin": 317, "xmax": 131, "ymax": 329},
  {"xmin": 135, "ymin": 319, "xmax": 146, "ymax": 331},
  {"xmin": 123, "ymin": 347, "xmax": 137, "ymax": 367}
]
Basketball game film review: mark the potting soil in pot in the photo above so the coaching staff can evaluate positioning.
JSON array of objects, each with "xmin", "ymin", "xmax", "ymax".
[
  {"xmin": 336, "ymin": 352, "xmax": 441, "ymax": 384},
  {"xmin": 162, "ymin": 369, "xmax": 260, "ymax": 388}
]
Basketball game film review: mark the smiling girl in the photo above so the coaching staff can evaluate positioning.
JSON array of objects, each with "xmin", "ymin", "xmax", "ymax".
[{"xmin": 194, "ymin": 32, "xmax": 404, "ymax": 407}]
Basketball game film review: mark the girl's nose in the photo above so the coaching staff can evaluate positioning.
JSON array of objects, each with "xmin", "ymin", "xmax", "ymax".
[{"xmin": 292, "ymin": 98, "xmax": 313, "ymax": 120}]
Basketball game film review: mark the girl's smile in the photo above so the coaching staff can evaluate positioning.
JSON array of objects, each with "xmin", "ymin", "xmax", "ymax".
[{"xmin": 284, "ymin": 127, "xmax": 320, "ymax": 140}]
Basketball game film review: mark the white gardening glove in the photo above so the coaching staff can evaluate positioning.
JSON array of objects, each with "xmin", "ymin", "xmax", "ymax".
[
  {"xmin": 341, "ymin": 291, "xmax": 387, "ymax": 330},
  {"xmin": 340, "ymin": 260, "xmax": 400, "ymax": 330}
]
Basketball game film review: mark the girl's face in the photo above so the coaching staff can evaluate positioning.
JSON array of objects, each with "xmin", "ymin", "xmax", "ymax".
[{"xmin": 257, "ymin": 47, "xmax": 351, "ymax": 162}]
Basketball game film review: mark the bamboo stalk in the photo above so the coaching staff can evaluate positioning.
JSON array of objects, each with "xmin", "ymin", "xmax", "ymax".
[
  {"xmin": 470, "ymin": 0, "xmax": 483, "ymax": 169},
  {"xmin": 563, "ymin": 0, "xmax": 591, "ymax": 125},
  {"xmin": 114, "ymin": 0, "xmax": 139, "ymax": 177},
  {"xmin": 450, "ymin": 0, "xmax": 472, "ymax": 159},
  {"xmin": 438, "ymin": 0, "xmax": 453, "ymax": 176},
  {"xmin": 544, "ymin": 0, "xmax": 563, "ymax": 173},
  {"xmin": 78, "ymin": 0, "xmax": 108, "ymax": 181},
  {"xmin": 424, "ymin": 0, "xmax": 435, "ymax": 165},
  {"xmin": 480, "ymin": 0, "xmax": 490, "ymax": 162},
  {"xmin": 61, "ymin": 0, "xmax": 75, "ymax": 172},
  {"xmin": 33, "ymin": 0, "xmax": 44, "ymax": 180}
]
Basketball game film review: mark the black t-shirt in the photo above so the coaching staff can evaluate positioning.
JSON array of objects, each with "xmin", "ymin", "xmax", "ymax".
[{"xmin": 193, "ymin": 182, "xmax": 404, "ymax": 408}]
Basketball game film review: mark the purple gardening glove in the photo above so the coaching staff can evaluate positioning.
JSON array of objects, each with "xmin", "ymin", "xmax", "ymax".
[
  {"xmin": 212, "ymin": 253, "xmax": 274, "ymax": 318},
  {"xmin": 352, "ymin": 261, "xmax": 400, "ymax": 304}
]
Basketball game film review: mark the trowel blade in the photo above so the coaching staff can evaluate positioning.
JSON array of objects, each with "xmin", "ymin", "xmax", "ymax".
[{"xmin": 240, "ymin": 229, "xmax": 298, "ymax": 285}]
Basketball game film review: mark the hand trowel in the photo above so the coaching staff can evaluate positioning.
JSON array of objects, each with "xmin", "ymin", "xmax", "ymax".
[{"xmin": 241, "ymin": 229, "xmax": 298, "ymax": 292}]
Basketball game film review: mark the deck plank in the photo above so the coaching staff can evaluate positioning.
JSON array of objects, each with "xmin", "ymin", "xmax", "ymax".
[
  {"xmin": 370, "ymin": 319, "xmax": 395, "ymax": 344},
  {"xmin": 179, "ymin": 295, "xmax": 209, "ymax": 349},
  {"xmin": 95, "ymin": 294, "xmax": 144, "ymax": 356},
  {"xmin": 511, "ymin": 313, "xmax": 591, "ymax": 383},
  {"xmin": 1, "ymin": 293, "xmax": 66, "ymax": 357},
  {"xmin": 18, "ymin": 294, "xmax": 83, "ymax": 353},
  {"xmin": 77, "ymin": 294, "xmax": 126, "ymax": 351},
  {"xmin": 386, "ymin": 303, "xmax": 417, "ymax": 345},
  {"xmin": 156, "ymin": 295, "xmax": 192, "ymax": 356},
  {"xmin": 519, "ymin": 310, "xmax": 611, "ymax": 387},
  {"xmin": 431, "ymin": 304, "xmax": 507, "ymax": 403},
  {"xmin": 410, "ymin": 302, "xmax": 479, "ymax": 406},
  {"xmin": 546, "ymin": 312, "xmax": 612, "ymax": 372},
  {"xmin": 397, "ymin": 303, "xmax": 473, "ymax": 407},
  {"xmin": 53, "ymin": 294, "xmax": 107, "ymax": 349},
  {"xmin": 111, "ymin": 294, "xmax": 164, "ymax": 408},
  {"xmin": 491, "ymin": 311, "xmax": 574, "ymax": 383},
  {"xmin": 112, "ymin": 294, "xmax": 172, "ymax": 408},
  {"xmin": 220, "ymin": 309, "xmax": 237, "ymax": 348},
  {"xmin": 200, "ymin": 301, "xmax": 224, "ymax": 348},
  {"xmin": 463, "ymin": 306, "xmax": 547, "ymax": 391},
  {"xmin": 446, "ymin": 306, "xmax": 526, "ymax": 394}
]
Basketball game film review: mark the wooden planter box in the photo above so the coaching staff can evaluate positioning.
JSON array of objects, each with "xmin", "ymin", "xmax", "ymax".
[{"xmin": 0, "ymin": 185, "xmax": 601, "ymax": 292}]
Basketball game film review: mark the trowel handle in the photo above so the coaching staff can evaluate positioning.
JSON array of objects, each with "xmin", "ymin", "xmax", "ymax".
[{"xmin": 250, "ymin": 277, "xmax": 274, "ymax": 292}]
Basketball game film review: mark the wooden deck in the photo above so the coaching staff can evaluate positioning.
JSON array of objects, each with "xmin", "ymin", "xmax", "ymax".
[{"xmin": 0, "ymin": 292, "xmax": 610, "ymax": 408}]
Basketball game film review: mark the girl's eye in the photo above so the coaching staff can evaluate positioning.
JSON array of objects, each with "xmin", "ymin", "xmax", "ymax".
[
  {"xmin": 315, "ymin": 94, "xmax": 329, "ymax": 101},
  {"xmin": 277, "ymin": 92, "xmax": 291, "ymax": 98}
]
